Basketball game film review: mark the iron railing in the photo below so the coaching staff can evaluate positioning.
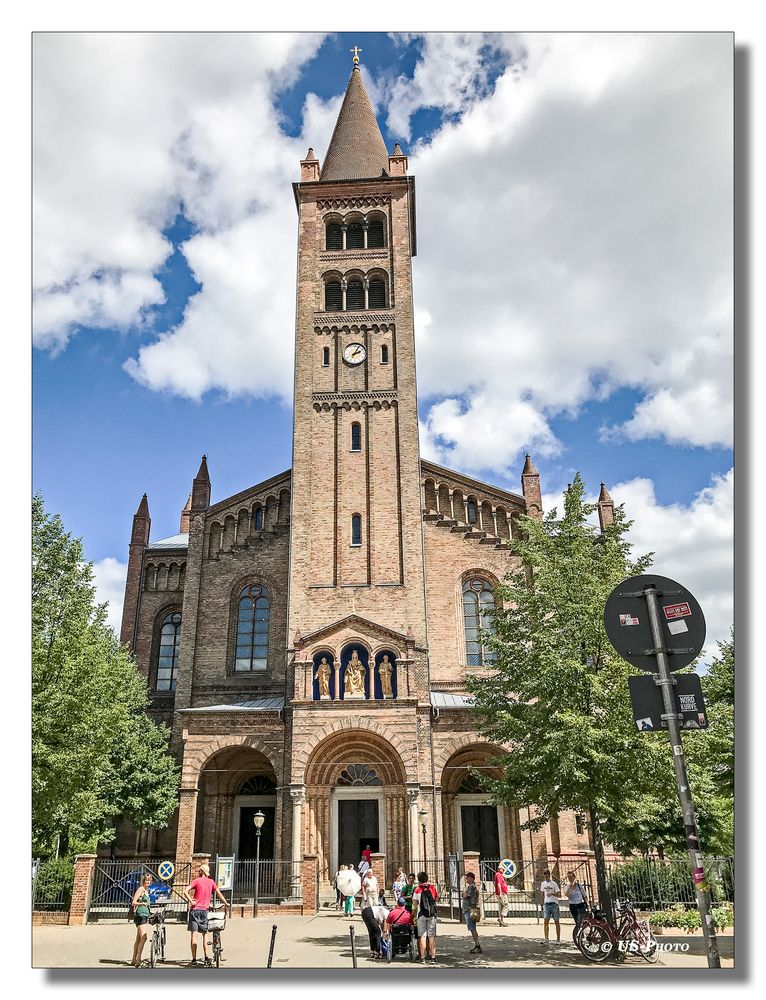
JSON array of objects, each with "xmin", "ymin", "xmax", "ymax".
[
  {"xmin": 88, "ymin": 857, "xmax": 191, "ymax": 921},
  {"xmin": 605, "ymin": 855, "xmax": 734, "ymax": 910},
  {"xmin": 32, "ymin": 859, "xmax": 74, "ymax": 912},
  {"xmin": 230, "ymin": 859, "xmax": 302, "ymax": 905}
]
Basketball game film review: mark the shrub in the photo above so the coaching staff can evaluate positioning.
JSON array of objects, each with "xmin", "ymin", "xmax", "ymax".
[{"xmin": 33, "ymin": 858, "xmax": 74, "ymax": 909}]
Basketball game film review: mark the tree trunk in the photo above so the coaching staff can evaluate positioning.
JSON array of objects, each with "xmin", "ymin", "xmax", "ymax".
[{"xmin": 588, "ymin": 802, "xmax": 614, "ymax": 926}]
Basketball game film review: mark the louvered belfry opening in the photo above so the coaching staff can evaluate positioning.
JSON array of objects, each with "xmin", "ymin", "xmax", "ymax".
[
  {"xmin": 326, "ymin": 223, "xmax": 342, "ymax": 250},
  {"xmin": 367, "ymin": 219, "xmax": 385, "ymax": 248},
  {"xmin": 346, "ymin": 223, "xmax": 364, "ymax": 249},
  {"xmin": 346, "ymin": 280, "xmax": 365, "ymax": 310},
  {"xmin": 325, "ymin": 281, "xmax": 342, "ymax": 312},
  {"xmin": 368, "ymin": 279, "xmax": 386, "ymax": 309}
]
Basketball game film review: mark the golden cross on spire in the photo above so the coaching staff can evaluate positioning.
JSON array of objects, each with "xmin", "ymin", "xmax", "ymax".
[{"xmin": 350, "ymin": 45, "xmax": 362, "ymax": 65}]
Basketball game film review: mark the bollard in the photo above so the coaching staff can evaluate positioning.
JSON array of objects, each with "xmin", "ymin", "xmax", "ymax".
[
  {"xmin": 349, "ymin": 924, "xmax": 357, "ymax": 968},
  {"xmin": 267, "ymin": 924, "xmax": 277, "ymax": 968}
]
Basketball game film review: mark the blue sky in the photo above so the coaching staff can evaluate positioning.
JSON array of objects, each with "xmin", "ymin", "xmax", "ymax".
[{"xmin": 32, "ymin": 31, "xmax": 733, "ymax": 657}]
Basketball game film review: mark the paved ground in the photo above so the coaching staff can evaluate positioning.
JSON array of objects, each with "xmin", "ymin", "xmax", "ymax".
[{"xmin": 32, "ymin": 910, "xmax": 734, "ymax": 970}]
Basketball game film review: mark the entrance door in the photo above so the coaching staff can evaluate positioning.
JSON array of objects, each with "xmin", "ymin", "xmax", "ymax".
[
  {"xmin": 238, "ymin": 806, "xmax": 275, "ymax": 860},
  {"xmin": 338, "ymin": 799, "xmax": 379, "ymax": 866},
  {"xmin": 460, "ymin": 805, "xmax": 500, "ymax": 858}
]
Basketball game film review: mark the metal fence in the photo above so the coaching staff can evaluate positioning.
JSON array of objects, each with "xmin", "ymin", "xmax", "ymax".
[
  {"xmin": 32, "ymin": 859, "xmax": 74, "ymax": 912},
  {"xmin": 230, "ymin": 859, "xmax": 301, "ymax": 905},
  {"xmin": 605, "ymin": 856, "xmax": 734, "ymax": 910},
  {"xmin": 88, "ymin": 858, "xmax": 192, "ymax": 921}
]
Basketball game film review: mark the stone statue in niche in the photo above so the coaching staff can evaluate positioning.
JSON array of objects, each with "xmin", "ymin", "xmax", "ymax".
[
  {"xmin": 314, "ymin": 656, "xmax": 332, "ymax": 699},
  {"xmin": 378, "ymin": 654, "xmax": 393, "ymax": 698},
  {"xmin": 344, "ymin": 649, "xmax": 366, "ymax": 698}
]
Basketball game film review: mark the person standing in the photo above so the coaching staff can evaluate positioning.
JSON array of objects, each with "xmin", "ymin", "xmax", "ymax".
[
  {"xmin": 462, "ymin": 872, "xmax": 482, "ymax": 954},
  {"xmin": 412, "ymin": 871, "xmax": 439, "ymax": 962},
  {"xmin": 540, "ymin": 869, "xmax": 561, "ymax": 944},
  {"xmin": 493, "ymin": 865, "xmax": 510, "ymax": 926},
  {"xmin": 362, "ymin": 868, "xmax": 379, "ymax": 909},
  {"xmin": 334, "ymin": 865, "xmax": 345, "ymax": 910},
  {"xmin": 182, "ymin": 862, "xmax": 230, "ymax": 967},
  {"xmin": 401, "ymin": 872, "xmax": 416, "ymax": 915},
  {"xmin": 392, "ymin": 867, "xmax": 407, "ymax": 898},
  {"xmin": 563, "ymin": 871, "xmax": 588, "ymax": 927},
  {"xmin": 129, "ymin": 873, "xmax": 153, "ymax": 967}
]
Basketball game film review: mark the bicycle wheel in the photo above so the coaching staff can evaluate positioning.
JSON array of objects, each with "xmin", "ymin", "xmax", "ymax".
[
  {"xmin": 576, "ymin": 921, "xmax": 613, "ymax": 963},
  {"xmin": 635, "ymin": 922, "xmax": 659, "ymax": 964},
  {"xmin": 214, "ymin": 932, "xmax": 221, "ymax": 968},
  {"xmin": 149, "ymin": 934, "xmax": 156, "ymax": 968},
  {"xmin": 159, "ymin": 925, "xmax": 166, "ymax": 962}
]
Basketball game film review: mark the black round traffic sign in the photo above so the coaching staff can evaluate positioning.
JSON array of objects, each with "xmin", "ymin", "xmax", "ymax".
[{"xmin": 603, "ymin": 574, "xmax": 706, "ymax": 672}]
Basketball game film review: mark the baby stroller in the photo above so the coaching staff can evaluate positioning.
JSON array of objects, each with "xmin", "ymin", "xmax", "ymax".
[{"xmin": 386, "ymin": 921, "xmax": 415, "ymax": 962}]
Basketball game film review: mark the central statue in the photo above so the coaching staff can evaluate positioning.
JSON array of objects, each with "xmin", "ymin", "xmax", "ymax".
[{"xmin": 344, "ymin": 649, "xmax": 366, "ymax": 697}]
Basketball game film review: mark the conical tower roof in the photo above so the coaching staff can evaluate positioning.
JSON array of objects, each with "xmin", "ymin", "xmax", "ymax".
[{"xmin": 320, "ymin": 66, "xmax": 390, "ymax": 182}]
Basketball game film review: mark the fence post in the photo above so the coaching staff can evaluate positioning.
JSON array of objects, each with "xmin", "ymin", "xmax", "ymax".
[
  {"xmin": 68, "ymin": 854, "xmax": 97, "ymax": 925},
  {"xmin": 302, "ymin": 853, "xmax": 318, "ymax": 914}
]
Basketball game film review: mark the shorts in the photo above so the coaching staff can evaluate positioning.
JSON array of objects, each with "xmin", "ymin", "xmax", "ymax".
[
  {"xmin": 187, "ymin": 908, "xmax": 209, "ymax": 933},
  {"xmin": 464, "ymin": 910, "xmax": 476, "ymax": 932},
  {"xmin": 133, "ymin": 914, "xmax": 149, "ymax": 927},
  {"xmin": 497, "ymin": 891, "xmax": 509, "ymax": 908},
  {"xmin": 417, "ymin": 915, "xmax": 437, "ymax": 938},
  {"xmin": 543, "ymin": 901, "xmax": 560, "ymax": 920}
]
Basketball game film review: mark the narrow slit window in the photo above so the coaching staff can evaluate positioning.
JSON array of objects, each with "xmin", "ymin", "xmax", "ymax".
[
  {"xmin": 380, "ymin": 344, "xmax": 389, "ymax": 364},
  {"xmin": 351, "ymin": 514, "xmax": 362, "ymax": 546},
  {"xmin": 254, "ymin": 507, "xmax": 264, "ymax": 530},
  {"xmin": 467, "ymin": 500, "xmax": 478, "ymax": 524},
  {"xmin": 351, "ymin": 422, "xmax": 362, "ymax": 451},
  {"xmin": 322, "ymin": 345, "xmax": 330, "ymax": 366}
]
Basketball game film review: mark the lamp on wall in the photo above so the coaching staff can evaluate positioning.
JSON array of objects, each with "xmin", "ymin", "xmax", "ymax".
[{"xmin": 254, "ymin": 810, "xmax": 265, "ymax": 916}]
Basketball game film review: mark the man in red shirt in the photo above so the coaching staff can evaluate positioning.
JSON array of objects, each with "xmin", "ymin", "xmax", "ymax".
[
  {"xmin": 493, "ymin": 865, "xmax": 510, "ymax": 926},
  {"xmin": 412, "ymin": 871, "xmax": 439, "ymax": 962},
  {"xmin": 182, "ymin": 863, "xmax": 230, "ymax": 967}
]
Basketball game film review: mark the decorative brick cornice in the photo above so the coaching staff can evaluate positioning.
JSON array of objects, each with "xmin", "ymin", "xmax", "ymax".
[
  {"xmin": 317, "ymin": 196, "xmax": 391, "ymax": 211},
  {"xmin": 319, "ymin": 250, "xmax": 388, "ymax": 263},
  {"xmin": 312, "ymin": 390, "xmax": 397, "ymax": 403},
  {"xmin": 314, "ymin": 311, "xmax": 395, "ymax": 325}
]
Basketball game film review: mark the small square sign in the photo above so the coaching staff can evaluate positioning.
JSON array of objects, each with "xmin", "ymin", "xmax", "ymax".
[
  {"xmin": 663, "ymin": 602, "xmax": 692, "ymax": 620},
  {"xmin": 619, "ymin": 614, "xmax": 640, "ymax": 626}
]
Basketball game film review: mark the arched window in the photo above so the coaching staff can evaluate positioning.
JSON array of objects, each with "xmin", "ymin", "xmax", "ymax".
[
  {"xmin": 325, "ymin": 222, "xmax": 342, "ymax": 250},
  {"xmin": 368, "ymin": 278, "xmax": 386, "ymax": 309},
  {"xmin": 322, "ymin": 345, "xmax": 330, "ymax": 366},
  {"xmin": 254, "ymin": 507, "xmax": 264, "ymax": 530},
  {"xmin": 346, "ymin": 223, "xmax": 364, "ymax": 249},
  {"xmin": 346, "ymin": 280, "xmax": 364, "ymax": 310},
  {"xmin": 235, "ymin": 584, "xmax": 270, "ymax": 672},
  {"xmin": 463, "ymin": 578, "xmax": 496, "ymax": 666},
  {"xmin": 380, "ymin": 344, "xmax": 389, "ymax": 364},
  {"xmin": 338, "ymin": 764, "xmax": 382, "ymax": 786},
  {"xmin": 325, "ymin": 280, "xmax": 342, "ymax": 312},
  {"xmin": 467, "ymin": 499, "xmax": 478, "ymax": 525},
  {"xmin": 156, "ymin": 611, "xmax": 181, "ymax": 691},
  {"xmin": 351, "ymin": 514, "xmax": 362, "ymax": 546},
  {"xmin": 367, "ymin": 219, "xmax": 385, "ymax": 248},
  {"xmin": 351, "ymin": 422, "xmax": 362, "ymax": 452},
  {"xmin": 238, "ymin": 775, "xmax": 276, "ymax": 795}
]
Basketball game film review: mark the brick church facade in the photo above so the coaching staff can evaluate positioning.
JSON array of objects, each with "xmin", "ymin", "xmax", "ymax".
[{"xmin": 118, "ymin": 62, "xmax": 611, "ymax": 885}]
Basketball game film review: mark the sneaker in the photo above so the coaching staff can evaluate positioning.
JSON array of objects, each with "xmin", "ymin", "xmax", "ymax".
[
  {"xmin": 203, "ymin": 958, "xmax": 212, "ymax": 968},
  {"xmin": 189, "ymin": 959, "xmax": 198, "ymax": 967}
]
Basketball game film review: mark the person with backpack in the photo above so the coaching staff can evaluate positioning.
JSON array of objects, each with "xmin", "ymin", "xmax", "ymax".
[
  {"xmin": 462, "ymin": 872, "xmax": 482, "ymax": 954},
  {"xmin": 412, "ymin": 871, "xmax": 439, "ymax": 962},
  {"xmin": 563, "ymin": 870, "xmax": 588, "ymax": 927},
  {"xmin": 129, "ymin": 873, "xmax": 153, "ymax": 967},
  {"xmin": 493, "ymin": 865, "xmax": 510, "ymax": 926}
]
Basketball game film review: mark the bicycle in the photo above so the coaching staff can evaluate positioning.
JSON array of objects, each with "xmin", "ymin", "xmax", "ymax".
[
  {"xmin": 574, "ymin": 899, "xmax": 658, "ymax": 964},
  {"xmin": 207, "ymin": 904, "xmax": 227, "ymax": 968},
  {"xmin": 148, "ymin": 905, "xmax": 167, "ymax": 967}
]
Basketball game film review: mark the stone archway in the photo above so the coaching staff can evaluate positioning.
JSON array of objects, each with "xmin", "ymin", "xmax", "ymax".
[{"xmin": 303, "ymin": 728, "xmax": 409, "ymax": 883}]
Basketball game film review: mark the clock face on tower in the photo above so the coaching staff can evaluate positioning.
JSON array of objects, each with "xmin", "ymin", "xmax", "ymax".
[{"xmin": 343, "ymin": 343, "xmax": 367, "ymax": 366}]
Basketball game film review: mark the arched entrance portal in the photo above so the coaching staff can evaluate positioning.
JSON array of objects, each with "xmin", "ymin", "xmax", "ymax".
[
  {"xmin": 194, "ymin": 746, "xmax": 279, "ymax": 860},
  {"xmin": 304, "ymin": 729, "xmax": 408, "ymax": 882}
]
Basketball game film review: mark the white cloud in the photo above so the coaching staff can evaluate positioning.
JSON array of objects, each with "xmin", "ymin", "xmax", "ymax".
[
  {"xmin": 92, "ymin": 557, "xmax": 128, "ymax": 635},
  {"xmin": 543, "ymin": 469, "xmax": 733, "ymax": 663}
]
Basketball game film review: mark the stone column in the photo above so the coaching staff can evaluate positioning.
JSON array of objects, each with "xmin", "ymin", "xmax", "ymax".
[
  {"xmin": 68, "ymin": 854, "xmax": 97, "ymax": 926},
  {"xmin": 363, "ymin": 277, "xmax": 370, "ymax": 310},
  {"xmin": 291, "ymin": 787, "xmax": 306, "ymax": 900},
  {"xmin": 302, "ymin": 853, "xmax": 318, "ymax": 914},
  {"xmin": 362, "ymin": 223, "xmax": 369, "ymax": 249},
  {"xmin": 341, "ymin": 225, "xmax": 347, "ymax": 250},
  {"xmin": 341, "ymin": 278, "xmax": 347, "ymax": 311},
  {"xmin": 334, "ymin": 659, "xmax": 341, "ymax": 700}
]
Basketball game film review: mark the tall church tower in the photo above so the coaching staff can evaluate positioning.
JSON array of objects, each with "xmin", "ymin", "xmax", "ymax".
[{"xmin": 287, "ymin": 60, "xmax": 428, "ymax": 667}]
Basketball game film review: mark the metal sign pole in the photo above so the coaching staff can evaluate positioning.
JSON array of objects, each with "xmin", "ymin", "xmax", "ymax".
[{"xmin": 643, "ymin": 584, "xmax": 721, "ymax": 969}]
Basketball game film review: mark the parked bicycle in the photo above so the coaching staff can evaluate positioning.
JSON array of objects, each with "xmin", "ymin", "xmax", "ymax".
[
  {"xmin": 208, "ymin": 904, "xmax": 227, "ymax": 968},
  {"xmin": 148, "ymin": 905, "xmax": 167, "ymax": 967},
  {"xmin": 574, "ymin": 899, "xmax": 658, "ymax": 963}
]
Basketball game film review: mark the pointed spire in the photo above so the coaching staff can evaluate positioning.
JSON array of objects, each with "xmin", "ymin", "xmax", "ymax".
[
  {"xmin": 191, "ymin": 455, "xmax": 211, "ymax": 511},
  {"xmin": 598, "ymin": 481, "xmax": 615, "ymax": 531},
  {"xmin": 521, "ymin": 454, "xmax": 542, "ymax": 519},
  {"xmin": 392, "ymin": 142, "xmax": 403, "ymax": 155},
  {"xmin": 130, "ymin": 493, "xmax": 151, "ymax": 545},
  {"xmin": 320, "ymin": 66, "xmax": 390, "ymax": 182},
  {"xmin": 179, "ymin": 494, "xmax": 192, "ymax": 534}
]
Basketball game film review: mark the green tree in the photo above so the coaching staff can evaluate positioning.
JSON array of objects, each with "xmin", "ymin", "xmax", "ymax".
[
  {"xmin": 32, "ymin": 495, "xmax": 179, "ymax": 857},
  {"xmin": 466, "ymin": 474, "xmax": 669, "ymax": 917}
]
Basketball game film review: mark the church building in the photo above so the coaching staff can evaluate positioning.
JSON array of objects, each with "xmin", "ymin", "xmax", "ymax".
[{"xmin": 118, "ymin": 59, "xmax": 610, "ymax": 889}]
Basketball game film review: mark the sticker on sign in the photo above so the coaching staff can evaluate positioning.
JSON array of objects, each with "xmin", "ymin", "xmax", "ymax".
[
  {"xmin": 619, "ymin": 614, "xmax": 640, "ymax": 626},
  {"xmin": 663, "ymin": 602, "xmax": 692, "ymax": 620},
  {"xmin": 667, "ymin": 619, "xmax": 689, "ymax": 635}
]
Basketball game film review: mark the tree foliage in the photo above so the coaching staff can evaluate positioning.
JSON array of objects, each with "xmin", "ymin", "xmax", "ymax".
[{"xmin": 32, "ymin": 495, "xmax": 179, "ymax": 856}]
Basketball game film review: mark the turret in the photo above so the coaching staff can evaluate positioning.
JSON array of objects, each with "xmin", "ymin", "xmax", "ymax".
[
  {"xmin": 521, "ymin": 454, "xmax": 542, "ymax": 519},
  {"xmin": 120, "ymin": 494, "xmax": 151, "ymax": 647},
  {"xmin": 179, "ymin": 494, "xmax": 192, "ymax": 534},
  {"xmin": 597, "ymin": 482, "xmax": 615, "ymax": 531},
  {"xmin": 191, "ymin": 455, "xmax": 211, "ymax": 511}
]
